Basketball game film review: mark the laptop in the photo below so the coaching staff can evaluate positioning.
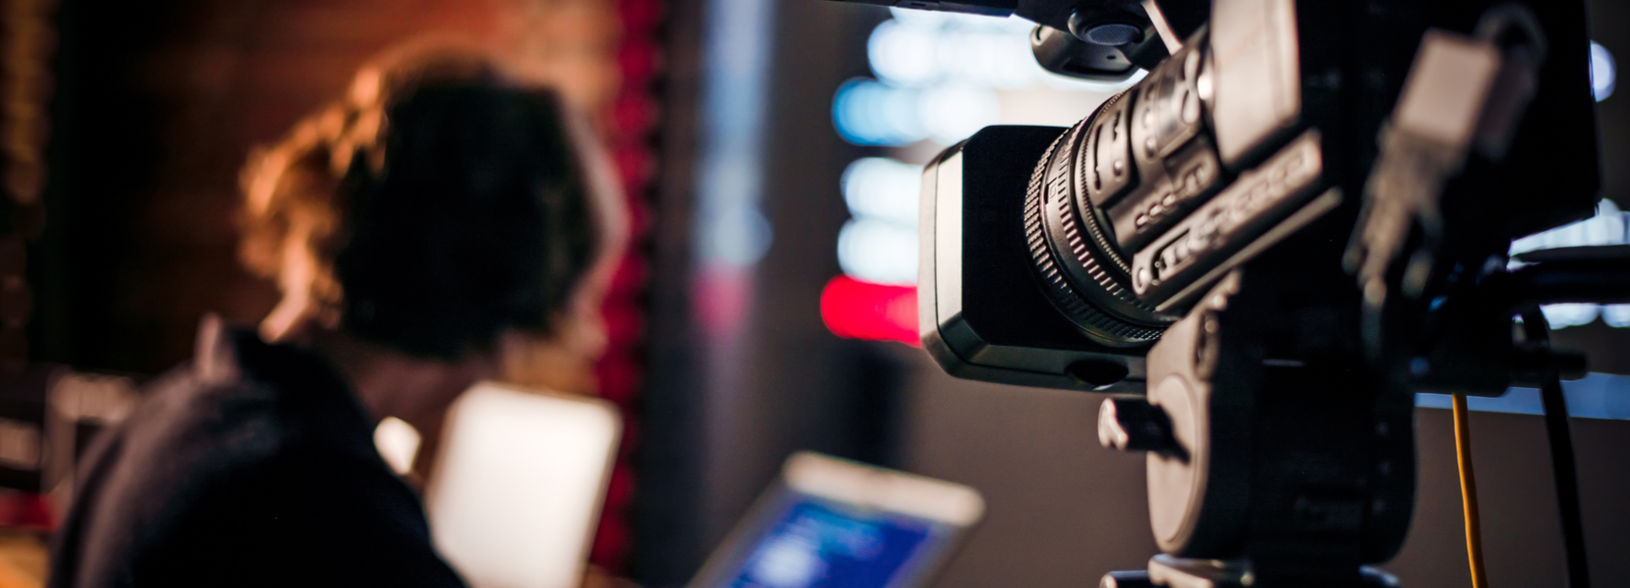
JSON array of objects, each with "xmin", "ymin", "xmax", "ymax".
[
  {"xmin": 690, "ymin": 452, "xmax": 985, "ymax": 588},
  {"xmin": 420, "ymin": 381, "xmax": 622, "ymax": 588}
]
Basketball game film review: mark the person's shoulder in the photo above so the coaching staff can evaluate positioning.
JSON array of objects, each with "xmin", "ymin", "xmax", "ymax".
[
  {"xmin": 92, "ymin": 367, "xmax": 298, "ymax": 507},
  {"xmin": 51, "ymin": 358, "xmax": 319, "ymax": 575},
  {"xmin": 108, "ymin": 324, "xmax": 365, "ymax": 493},
  {"xmin": 140, "ymin": 369, "xmax": 285, "ymax": 442}
]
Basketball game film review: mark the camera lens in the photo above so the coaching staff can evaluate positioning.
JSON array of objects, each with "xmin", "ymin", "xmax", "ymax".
[{"xmin": 1023, "ymin": 90, "xmax": 1173, "ymax": 347}]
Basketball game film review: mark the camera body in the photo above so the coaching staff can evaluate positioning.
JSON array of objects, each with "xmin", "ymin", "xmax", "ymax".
[
  {"xmin": 917, "ymin": 0, "xmax": 1600, "ymax": 392},
  {"xmin": 848, "ymin": 0, "xmax": 1604, "ymax": 582}
]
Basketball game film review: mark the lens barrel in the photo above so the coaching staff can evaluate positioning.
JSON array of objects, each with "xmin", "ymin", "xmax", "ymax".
[
  {"xmin": 1024, "ymin": 39, "xmax": 1219, "ymax": 346},
  {"xmin": 1024, "ymin": 98, "xmax": 1169, "ymax": 347}
]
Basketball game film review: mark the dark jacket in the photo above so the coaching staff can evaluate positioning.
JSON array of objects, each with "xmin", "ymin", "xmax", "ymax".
[{"xmin": 49, "ymin": 318, "xmax": 466, "ymax": 587}]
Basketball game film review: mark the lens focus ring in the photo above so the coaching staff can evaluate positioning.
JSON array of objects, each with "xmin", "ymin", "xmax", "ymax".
[{"xmin": 1024, "ymin": 103, "xmax": 1170, "ymax": 346}]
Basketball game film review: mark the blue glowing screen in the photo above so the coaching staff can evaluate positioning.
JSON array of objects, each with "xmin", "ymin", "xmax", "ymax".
[{"xmin": 725, "ymin": 497, "xmax": 942, "ymax": 588}]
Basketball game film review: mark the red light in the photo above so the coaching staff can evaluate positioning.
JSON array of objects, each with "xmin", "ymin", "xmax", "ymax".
[{"xmin": 820, "ymin": 276, "xmax": 919, "ymax": 346}]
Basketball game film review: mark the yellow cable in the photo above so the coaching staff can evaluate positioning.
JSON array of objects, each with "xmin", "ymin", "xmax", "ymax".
[{"xmin": 1453, "ymin": 393, "xmax": 1490, "ymax": 588}]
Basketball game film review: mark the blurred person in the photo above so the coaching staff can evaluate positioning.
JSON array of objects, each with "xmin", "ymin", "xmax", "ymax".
[{"xmin": 48, "ymin": 40, "xmax": 627, "ymax": 588}]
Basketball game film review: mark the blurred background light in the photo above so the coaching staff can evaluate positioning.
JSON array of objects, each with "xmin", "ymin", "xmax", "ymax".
[
  {"xmin": 1511, "ymin": 199, "xmax": 1628, "ymax": 328},
  {"xmin": 887, "ymin": 7, "xmax": 1029, "ymax": 32},
  {"xmin": 918, "ymin": 85, "xmax": 1000, "ymax": 145},
  {"xmin": 1592, "ymin": 41, "xmax": 1616, "ymax": 102},
  {"xmin": 832, "ymin": 78, "xmax": 924, "ymax": 146},
  {"xmin": 1604, "ymin": 305, "xmax": 1630, "ymax": 328},
  {"xmin": 837, "ymin": 218, "xmax": 917, "ymax": 285},
  {"xmin": 841, "ymin": 157, "xmax": 921, "ymax": 227},
  {"xmin": 819, "ymin": 276, "xmax": 918, "ymax": 345},
  {"xmin": 1542, "ymin": 303, "xmax": 1600, "ymax": 329},
  {"xmin": 375, "ymin": 417, "xmax": 422, "ymax": 476},
  {"xmin": 868, "ymin": 20, "xmax": 938, "ymax": 86},
  {"xmin": 937, "ymin": 30, "xmax": 1037, "ymax": 89},
  {"xmin": 700, "ymin": 207, "xmax": 774, "ymax": 267},
  {"xmin": 695, "ymin": 0, "xmax": 774, "ymax": 273},
  {"xmin": 1511, "ymin": 198, "xmax": 1625, "ymax": 254}
]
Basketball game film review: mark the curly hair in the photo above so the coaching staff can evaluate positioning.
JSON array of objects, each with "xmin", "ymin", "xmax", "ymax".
[{"xmin": 239, "ymin": 43, "xmax": 601, "ymax": 358}]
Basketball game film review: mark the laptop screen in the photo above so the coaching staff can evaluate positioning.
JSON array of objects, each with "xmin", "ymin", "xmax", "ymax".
[
  {"xmin": 723, "ymin": 493, "xmax": 956, "ymax": 588},
  {"xmin": 423, "ymin": 382, "xmax": 621, "ymax": 588}
]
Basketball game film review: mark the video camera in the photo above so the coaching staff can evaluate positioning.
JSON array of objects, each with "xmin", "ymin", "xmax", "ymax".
[{"xmin": 834, "ymin": 0, "xmax": 1617, "ymax": 586}]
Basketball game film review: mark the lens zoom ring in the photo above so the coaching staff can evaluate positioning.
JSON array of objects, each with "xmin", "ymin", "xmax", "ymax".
[
  {"xmin": 1053, "ymin": 168, "xmax": 1140, "ymax": 306},
  {"xmin": 1024, "ymin": 127, "xmax": 1164, "ymax": 345},
  {"xmin": 1070, "ymin": 91, "xmax": 1136, "ymax": 278}
]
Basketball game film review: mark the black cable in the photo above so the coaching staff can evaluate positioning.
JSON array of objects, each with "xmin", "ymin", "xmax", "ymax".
[{"xmin": 1518, "ymin": 309, "xmax": 1590, "ymax": 588}]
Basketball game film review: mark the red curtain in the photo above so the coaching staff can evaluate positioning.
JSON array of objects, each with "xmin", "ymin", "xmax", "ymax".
[{"xmin": 590, "ymin": 0, "xmax": 664, "ymax": 570}]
